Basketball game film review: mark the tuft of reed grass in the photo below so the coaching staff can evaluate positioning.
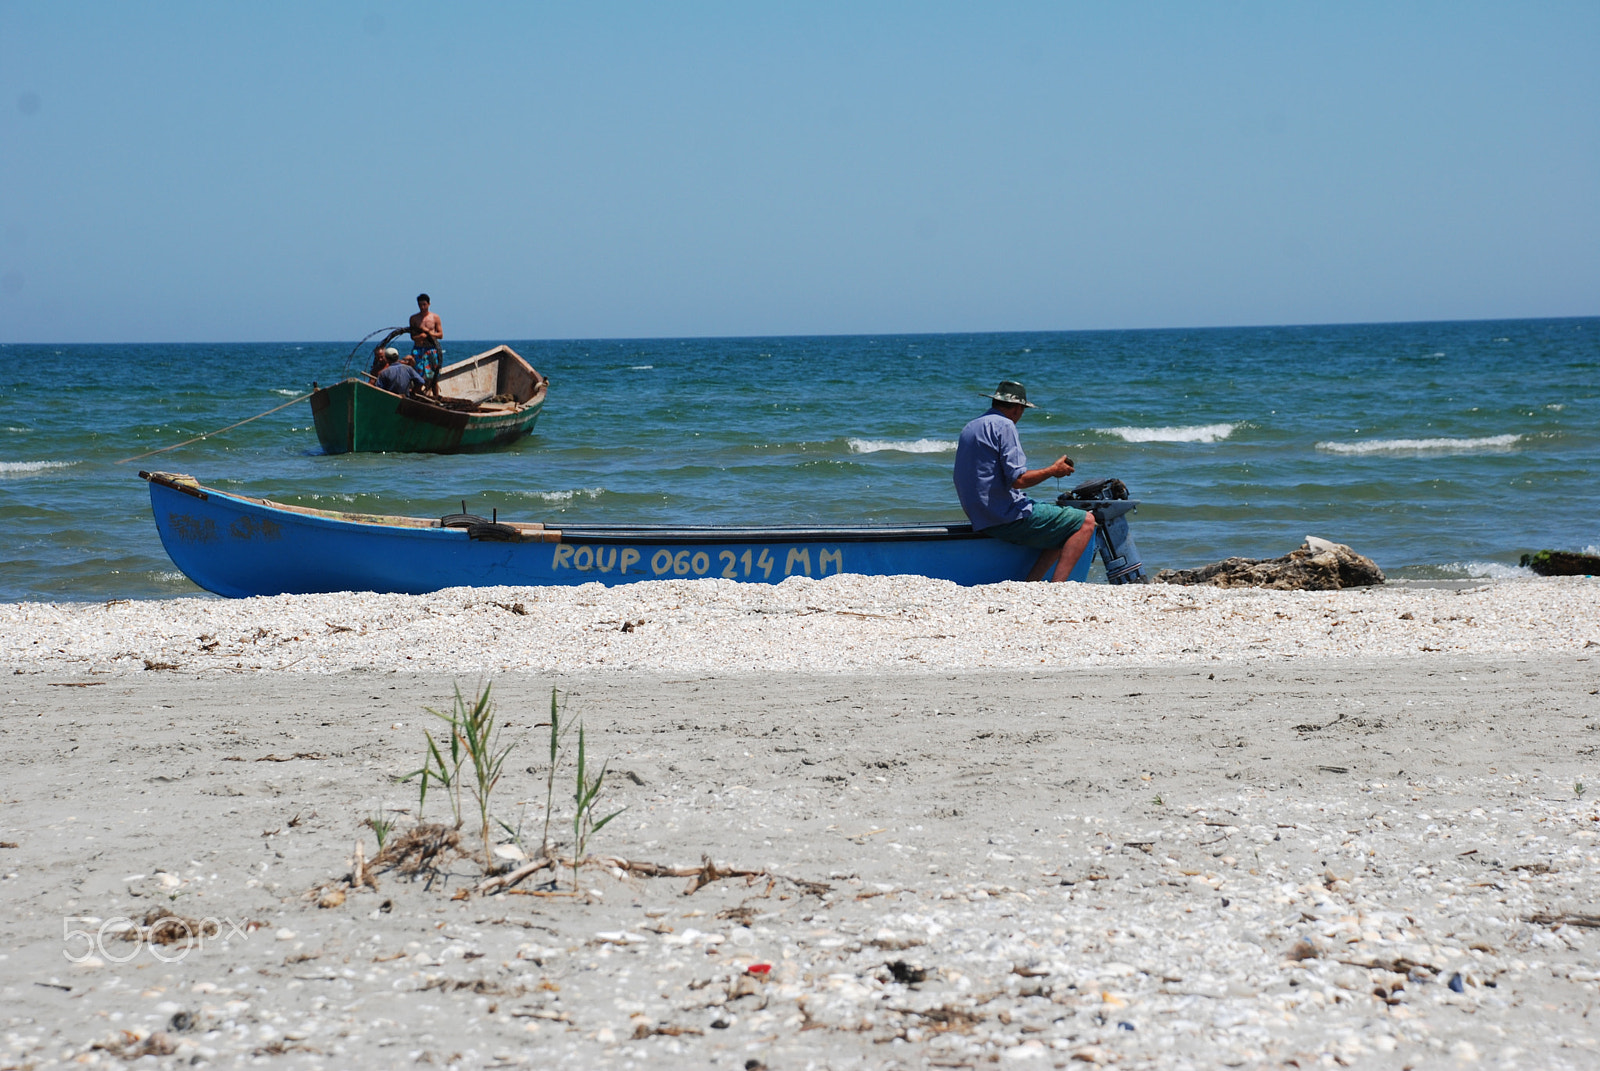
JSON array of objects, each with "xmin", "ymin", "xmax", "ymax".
[
  {"xmin": 403, "ymin": 682, "xmax": 514, "ymax": 871},
  {"xmin": 392, "ymin": 682, "xmax": 624, "ymax": 886},
  {"xmin": 364, "ymin": 812, "xmax": 394, "ymax": 851},
  {"xmin": 571, "ymin": 721, "xmax": 625, "ymax": 890},
  {"xmin": 536, "ymin": 687, "xmax": 573, "ymax": 862}
]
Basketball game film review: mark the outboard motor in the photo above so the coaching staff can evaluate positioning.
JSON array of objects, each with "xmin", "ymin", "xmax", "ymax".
[{"xmin": 1056, "ymin": 478, "xmax": 1147, "ymax": 584}]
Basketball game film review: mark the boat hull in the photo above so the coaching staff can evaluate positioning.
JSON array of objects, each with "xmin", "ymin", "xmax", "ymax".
[
  {"xmin": 142, "ymin": 474, "xmax": 1091, "ymax": 598},
  {"xmin": 310, "ymin": 346, "xmax": 546, "ymax": 454}
]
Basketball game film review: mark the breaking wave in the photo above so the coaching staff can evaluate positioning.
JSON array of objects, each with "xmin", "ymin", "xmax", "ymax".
[
  {"xmin": 848, "ymin": 438, "xmax": 957, "ymax": 454},
  {"xmin": 1315, "ymin": 434, "xmax": 1521, "ymax": 456},
  {"xmin": 1097, "ymin": 423, "xmax": 1239, "ymax": 444},
  {"xmin": 1432, "ymin": 560, "xmax": 1536, "ymax": 581},
  {"xmin": 0, "ymin": 460, "xmax": 77, "ymax": 476}
]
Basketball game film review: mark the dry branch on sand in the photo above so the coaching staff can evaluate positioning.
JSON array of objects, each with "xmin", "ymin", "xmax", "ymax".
[
  {"xmin": 374, "ymin": 822, "xmax": 462, "ymax": 876},
  {"xmin": 1529, "ymin": 912, "xmax": 1600, "ymax": 929},
  {"xmin": 476, "ymin": 851, "xmax": 829, "ymax": 898},
  {"xmin": 310, "ymin": 822, "xmax": 464, "ymax": 906}
]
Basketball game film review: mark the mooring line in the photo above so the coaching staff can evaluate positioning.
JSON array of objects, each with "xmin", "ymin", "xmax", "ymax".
[{"xmin": 114, "ymin": 390, "xmax": 317, "ymax": 464}]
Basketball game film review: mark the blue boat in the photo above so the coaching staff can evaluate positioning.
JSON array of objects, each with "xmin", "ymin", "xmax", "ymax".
[{"xmin": 140, "ymin": 471, "xmax": 1102, "ymax": 598}]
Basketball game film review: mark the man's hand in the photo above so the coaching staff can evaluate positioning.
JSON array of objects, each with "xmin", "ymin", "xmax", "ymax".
[{"xmin": 1011, "ymin": 455, "xmax": 1076, "ymax": 491}]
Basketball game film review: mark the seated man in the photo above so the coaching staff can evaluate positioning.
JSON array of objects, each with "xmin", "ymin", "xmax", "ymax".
[
  {"xmin": 369, "ymin": 345, "xmax": 401, "ymax": 377},
  {"xmin": 952, "ymin": 380, "xmax": 1097, "ymax": 582},
  {"xmin": 375, "ymin": 353, "xmax": 426, "ymax": 397}
]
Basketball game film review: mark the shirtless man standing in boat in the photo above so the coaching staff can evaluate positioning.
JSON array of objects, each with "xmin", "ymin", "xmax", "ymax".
[
  {"xmin": 407, "ymin": 294, "xmax": 444, "ymax": 398},
  {"xmin": 953, "ymin": 380, "xmax": 1097, "ymax": 582}
]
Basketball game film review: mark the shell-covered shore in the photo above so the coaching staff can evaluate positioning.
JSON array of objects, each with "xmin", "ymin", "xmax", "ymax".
[
  {"xmin": 5, "ymin": 660, "xmax": 1600, "ymax": 1068},
  {"xmin": 2, "ymin": 575, "xmax": 1596, "ymax": 674}
]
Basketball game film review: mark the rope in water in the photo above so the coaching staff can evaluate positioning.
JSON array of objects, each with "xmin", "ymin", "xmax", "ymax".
[{"xmin": 114, "ymin": 391, "xmax": 317, "ymax": 465}]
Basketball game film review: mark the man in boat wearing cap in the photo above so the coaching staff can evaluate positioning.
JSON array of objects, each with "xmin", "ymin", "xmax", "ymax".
[
  {"xmin": 406, "ymin": 293, "xmax": 444, "ymax": 399},
  {"xmin": 953, "ymin": 380, "xmax": 1097, "ymax": 582},
  {"xmin": 374, "ymin": 350, "xmax": 426, "ymax": 398}
]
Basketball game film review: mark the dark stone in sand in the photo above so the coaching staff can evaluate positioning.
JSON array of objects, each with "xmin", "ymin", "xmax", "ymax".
[
  {"xmin": 1156, "ymin": 537, "xmax": 1385, "ymax": 591},
  {"xmin": 1520, "ymin": 550, "xmax": 1600, "ymax": 577}
]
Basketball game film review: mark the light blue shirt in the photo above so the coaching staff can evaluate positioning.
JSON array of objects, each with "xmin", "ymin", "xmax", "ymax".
[
  {"xmin": 376, "ymin": 362, "xmax": 425, "ymax": 395},
  {"xmin": 953, "ymin": 408, "xmax": 1032, "ymax": 530}
]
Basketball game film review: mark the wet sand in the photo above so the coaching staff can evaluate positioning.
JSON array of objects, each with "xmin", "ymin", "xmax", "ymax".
[{"xmin": 4, "ymin": 653, "xmax": 1600, "ymax": 1069}]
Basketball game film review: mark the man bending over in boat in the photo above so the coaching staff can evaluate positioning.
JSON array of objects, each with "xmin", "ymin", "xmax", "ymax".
[
  {"xmin": 375, "ymin": 351, "xmax": 426, "ymax": 398},
  {"xmin": 407, "ymin": 293, "xmax": 444, "ymax": 399},
  {"xmin": 953, "ymin": 380, "xmax": 1096, "ymax": 582}
]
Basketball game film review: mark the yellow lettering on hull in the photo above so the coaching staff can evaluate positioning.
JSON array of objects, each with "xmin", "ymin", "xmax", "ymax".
[{"xmin": 553, "ymin": 544, "xmax": 842, "ymax": 581}]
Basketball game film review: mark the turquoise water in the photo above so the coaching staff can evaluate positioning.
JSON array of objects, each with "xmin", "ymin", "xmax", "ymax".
[{"xmin": 1, "ymin": 317, "xmax": 1595, "ymax": 601}]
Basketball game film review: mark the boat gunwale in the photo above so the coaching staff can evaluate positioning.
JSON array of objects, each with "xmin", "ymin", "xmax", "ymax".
[
  {"xmin": 143, "ymin": 473, "xmax": 993, "ymax": 545},
  {"xmin": 332, "ymin": 371, "xmax": 548, "ymax": 418}
]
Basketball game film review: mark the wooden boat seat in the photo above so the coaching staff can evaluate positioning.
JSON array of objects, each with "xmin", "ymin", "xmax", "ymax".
[{"xmin": 439, "ymin": 389, "xmax": 496, "ymax": 407}]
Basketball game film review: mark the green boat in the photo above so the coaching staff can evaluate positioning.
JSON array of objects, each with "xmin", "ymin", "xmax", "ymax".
[{"xmin": 309, "ymin": 345, "xmax": 548, "ymax": 455}]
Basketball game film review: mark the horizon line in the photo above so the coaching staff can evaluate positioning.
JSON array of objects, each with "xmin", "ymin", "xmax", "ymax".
[{"xmin": 1, "ymin": 312, "xmax": 1593, "ymax": 348}]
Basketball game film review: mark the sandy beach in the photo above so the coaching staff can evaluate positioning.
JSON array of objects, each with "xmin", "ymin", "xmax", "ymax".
[{"xmin": 4, "ymin": 576, "xmax": 1600, "ymax": 1069}]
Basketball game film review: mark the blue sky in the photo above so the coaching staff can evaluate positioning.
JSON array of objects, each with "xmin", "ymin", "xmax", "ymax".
[{"xmin": 1, "ymin": 2, "xmax": 1596, "ymax": 342}]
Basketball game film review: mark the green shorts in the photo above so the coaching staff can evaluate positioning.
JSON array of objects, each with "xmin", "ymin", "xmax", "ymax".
[{"xmin": 983, "ymin": 503, "xmax": 1088, "ymax": 549}]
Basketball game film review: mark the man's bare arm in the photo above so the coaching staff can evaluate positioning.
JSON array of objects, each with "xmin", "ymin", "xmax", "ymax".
[{"xmin": 1010, "ymin": 455, "xmax": 1074, "ymax": 490}]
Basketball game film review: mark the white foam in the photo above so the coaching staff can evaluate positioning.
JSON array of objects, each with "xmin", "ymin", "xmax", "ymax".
[
  {"xmin": 3, "ymin": 426, "xmax": 33, "ymax": 433},
  {"xmin": 509, "ymin": 488, "xmax": 605, "ymax": 503},
  {"xmin": 1315, "ymin": 434, "xmax": 1521, "ymax": 456},
  {"xmin": 0, "ymin": 460, "xmax": 77, "ymax": 476},
  {"xmin": 848, "ymin": 438, "xmax": 957, "ymax": 454},
  {"xmin": 1097, "ymin": 423, "xmax": 1238, "ymax": 444},
  {"xmin": 628, "ymin": 365, "xmax": 654, "ymax": 371},
  {"xmin": 271, "ymin": 388, "xmax": 301, "ymax": 397},
  {"xmin": 1434, "ymin": 560, "xmax": 1536, "ymax": 581}
]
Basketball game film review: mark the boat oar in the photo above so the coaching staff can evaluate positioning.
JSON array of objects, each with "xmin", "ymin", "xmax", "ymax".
[{"xmin": 114, "ymin": 390, "xmax": 317, "ymax": 464}]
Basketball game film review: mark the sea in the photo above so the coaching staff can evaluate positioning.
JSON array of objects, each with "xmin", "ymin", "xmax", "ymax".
[{"xmin": 1, "ymin": 317, "xmax": 1595, "ymax": 602}]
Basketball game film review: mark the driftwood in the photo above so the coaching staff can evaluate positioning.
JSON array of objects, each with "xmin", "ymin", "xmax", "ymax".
[
  {"xmin": 350, "ymin": 840, "xmax": 377, "ymax": 891},
  {"xmin": 1528, "ymin": 912, "xmax": 1600, "ymax": 929},
  {"xmin": 1157, "ymin": 536, "xmax": 1384, "ymax": 590},
  {"xmin": 477, "ymin": 855, "xmax": 556, "ymax": 895},
  {"xmin": 476, "ymin": 852, "xmax": 830, "ymax": 898}
]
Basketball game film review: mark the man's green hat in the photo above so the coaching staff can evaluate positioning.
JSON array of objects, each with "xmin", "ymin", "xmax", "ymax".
[{"xmin": 982, "ymin": 380, "xmax": 1036, "ymax": 408}]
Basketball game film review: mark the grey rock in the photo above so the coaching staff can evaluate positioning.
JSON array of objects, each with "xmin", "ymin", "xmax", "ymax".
[{"xmin": 1156, "ymin": 536, "xmax": 1385, "ymax": 590}]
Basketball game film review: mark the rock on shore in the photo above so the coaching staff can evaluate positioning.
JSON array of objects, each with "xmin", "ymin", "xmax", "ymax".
[{"xmin": 1156, "ymin": 536, "xmax": 1385, "ymax": 590}]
